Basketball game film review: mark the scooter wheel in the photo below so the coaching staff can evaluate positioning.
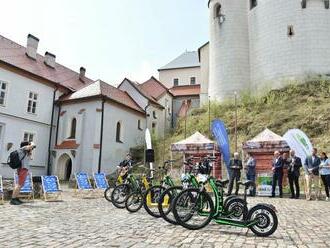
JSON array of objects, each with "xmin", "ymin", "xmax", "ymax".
[{"xmin": 247, "ymin": 204, "xmax": 278, "ymax": 237}]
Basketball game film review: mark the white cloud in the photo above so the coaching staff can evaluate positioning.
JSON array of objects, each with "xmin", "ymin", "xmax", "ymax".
[{"xmin": 128, "ymin": 60, "xmax": 158, "ymax": 83}]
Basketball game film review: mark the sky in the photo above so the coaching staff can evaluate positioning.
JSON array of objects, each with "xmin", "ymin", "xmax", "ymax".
[{"xmin": 0, "ymin": 0, "xmax": 209, "ymax": 85}]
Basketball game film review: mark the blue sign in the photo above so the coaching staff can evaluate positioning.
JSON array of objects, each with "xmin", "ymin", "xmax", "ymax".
[{"xmin": 211, "ymin": 119, "xmax": 231, "ymax": 177}]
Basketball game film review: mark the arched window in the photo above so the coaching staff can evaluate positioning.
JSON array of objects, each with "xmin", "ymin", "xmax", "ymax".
[
  {"xmin": 250, "ymin": 0, "xmax": 257, "ymax": 10},
  {"xmin": 69, "ymin": 118, "xmax": 76, "ymax": 139},
  {"xmin": 214, "ymin": 4, "xmax": 221, "ymax": 18},
  {"xmin": 138, "ymin": 120, "xmax": 142, "ymax": 130},
  {"xmin": 116, "ymin": 121, "xmax": 122, "ymax": 142}
]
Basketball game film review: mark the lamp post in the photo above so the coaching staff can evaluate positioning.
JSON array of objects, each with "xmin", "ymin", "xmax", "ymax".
[
  {"xmin": 163, "ymin": 102, "xmax": 167, "ymax": 164},
  {"xmin": 208, "ymin": 96, "xmax": 211, "ymax": 137},
  {"xmin": 234, "ymin": 91, "xmax": 238, "ymax": 152}
]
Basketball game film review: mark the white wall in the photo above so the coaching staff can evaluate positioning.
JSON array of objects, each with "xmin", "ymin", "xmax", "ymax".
[
  {"xmin": 159, "ymin": 67, "xmax": 201, "ymax": 88},
  {"xmin": 0, "ymin": 67, "xmax": 63, "ymax": 178},
  {"xmin": 199, "ymin": 43, "xmax": 210, "ymax": 106},
  {"xmin": 157, "ymin": 93, "xmax": 173, "ymax": 130},
  {"xmin": 249, "ymin": 0, "xmax": 330, "ymax": 91},
  {"xmin": 209, "ymin": 0, "xmax": 251, "ymax": 101},
  {"xmin": 54, "ymin": 100, "xmax": 100, "ymax": 178},
  {"xmin": 102, "ymin": 102, "xmax": 145, "ymax": 174},
  {"xmin": 55, "ymin": 99, "xmax": 146, "ymax": 176}
]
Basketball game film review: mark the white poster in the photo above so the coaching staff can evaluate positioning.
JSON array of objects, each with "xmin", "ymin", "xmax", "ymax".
[{"xmin": 283, "ymin": 129, "xmax": 313, "ymax": 163}]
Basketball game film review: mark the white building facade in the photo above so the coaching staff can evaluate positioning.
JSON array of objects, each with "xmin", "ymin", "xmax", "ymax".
[
  {"xmin": 0, "ymin": 34, "xmax": 172, "ymax": 180},
  {"xmin": 207, "ymin": 0, "xmax": 330, "ymax": 101}
]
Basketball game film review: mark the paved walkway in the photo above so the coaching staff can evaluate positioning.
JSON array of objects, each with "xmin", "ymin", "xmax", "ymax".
[{"xmin": 1, "ymin": 188, "xmax": 330, "ymax": 248}]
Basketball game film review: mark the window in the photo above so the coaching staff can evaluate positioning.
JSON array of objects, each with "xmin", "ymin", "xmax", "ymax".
[
  {"xmin": 173, "ymin": 78, "xmax": 179, "ymax": 86},
  {"xmin": 153, "ymin": 111, "xmax": 157, "ymax": 119},
  {"xmin": 116, "ymin": 121, "xmax": 122, "ymax": 143},
  {"xmin": 68, "ymin": 118, "xmax": 77, "ymax": 139},
  {"xmin": 23, "ymin": 132, "xmax": 35, "ymax": 143},
  {"xmin": 250, "ymin": 0, "xmax": 257, "ymax": 10},
  {"xmin": 138, "ymin": 120, "xmax": 142, "ymax": 130},
  {"xmin": 152, "ymin": 122, "xmax": 156, "ymax": 134},
  {"xmin": 287, "ymin": 25, "xmax": 294, "ymax": 37},
  {"xmin": 190, "ymin": 77, "xmax": 196, "ymax": 85},
  {"xmin": 214, "ymin": 4, "xmax": 221, "ymax": 18},
  {"xmin": 301, "ymin": 0, "xmax": 307, "ymax": 9},
  {"xmin": 0, "ymin": 81, "xmax": 8, "ymax": 106},
  {"xmin": 27, "ymin": 91, "xmax": 38, "ymax": 114}
]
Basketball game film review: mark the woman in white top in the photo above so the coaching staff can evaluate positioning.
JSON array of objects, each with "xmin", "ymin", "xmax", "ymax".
[{"xmin": 319, "ymin": 152, "xmax": 330, "ymax": 201}]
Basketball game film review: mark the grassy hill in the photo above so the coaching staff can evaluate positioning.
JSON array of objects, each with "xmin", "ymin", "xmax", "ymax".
[{"xmin": 154, "ymin": 79, "xmax": 330, "ymax": 164}]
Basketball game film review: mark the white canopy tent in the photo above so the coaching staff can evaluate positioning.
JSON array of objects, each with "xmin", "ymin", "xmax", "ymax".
[
  {"xmin": 171, "ymin": 132, "xmax": 221, "ymax": 177},
  {"xmin": 171, "ymin": 131, "xmax": 216, "ymax": 152}
]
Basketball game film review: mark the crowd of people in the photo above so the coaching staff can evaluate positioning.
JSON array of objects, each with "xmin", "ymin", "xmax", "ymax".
[
  {"xmin": 227, "ymin": 148, "xmax": 330, "ymax": 201},
  {"xmin": 9, "ymin": 139, "xmax": 330, "ymax": 205}
]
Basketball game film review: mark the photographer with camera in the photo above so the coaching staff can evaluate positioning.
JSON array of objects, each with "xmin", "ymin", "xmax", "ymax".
[
  {"xmin": 10, "ymin": 141, "xmax": 36, "ymax": 205},
  {"xmin": 116, "ymin": 153, "xmax": 133, "ymax": 180}
]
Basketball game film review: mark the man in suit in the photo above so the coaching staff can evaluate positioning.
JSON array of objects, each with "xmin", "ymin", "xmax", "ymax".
[
  {"xmin": 245, "ymin": 153, "xmax": 256, "ymax": 196},
  {"xmin": 287, "ymin": 149, "xmax": 302, "ymax": 199},
  {"xmin": 304, "ymin": 148, "xmax": 321, "ymax": 200},
  {"xmin": 271, "ymin": 151, "xmax": 284, "ymax": 198},
  {"xmin": 227, "ymin": 152, "xmax": 242, "ymax": 196}
]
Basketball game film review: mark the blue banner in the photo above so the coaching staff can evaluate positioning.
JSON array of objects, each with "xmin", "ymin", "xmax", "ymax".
[{"xmin": 211, "ymin": 119, "xmax": 231, "ymax": 177}]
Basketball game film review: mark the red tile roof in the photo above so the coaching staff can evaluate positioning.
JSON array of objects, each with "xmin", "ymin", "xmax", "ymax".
[
  {"xmin": 178, "ymin": 100, "xmax": 192, "ymax": 117},
  {"xmin": 0, "ymin": 35, "xmax": 93, "ymax": 91},
  {"xmin": 59, "ymin": 80, "xmax": 144, "ymax": 114},
  {"xmin": 139, "ymin": 76, "xmax": 171, "ymax": 100},
  {"xmin": 169, "ymin": 85, "xmax": 200, "ymax": 97},
  {"xmin": 120, "ymin": 78, "xmax": 164, "ymax": 109},
  {"xmin": 55, "ymin": 140, "xmax": 79, "ymax": 149}
]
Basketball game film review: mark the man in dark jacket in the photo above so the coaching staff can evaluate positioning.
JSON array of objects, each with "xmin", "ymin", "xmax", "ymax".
[
  {"xmin": 227, "ymin": 152, "xmax": 242, "ymax": 196},
  {"xmin": 271, "ymin": 151, "xmax": 284, "ymax": 198},
  {"xmin": 287, "ymin": 149, "xmax": 302, "ymax": 199}
]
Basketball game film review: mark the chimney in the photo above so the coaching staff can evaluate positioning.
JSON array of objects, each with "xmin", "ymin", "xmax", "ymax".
[
  {"xmin": 26, "ymin": 34, "xmax": 39, "ymax": 60},
  {"xmin": 79, "ymin": 67, "xmax": 86, "ymax": 82},
  {"xmin": 44, "ymin": 52, "xmax": 56, "ymax": 68}
]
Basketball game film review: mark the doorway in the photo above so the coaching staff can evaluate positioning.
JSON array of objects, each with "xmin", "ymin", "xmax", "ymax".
[{"xmin": 57, "ymin": 153, "xmax": 73, "ymax": 181}]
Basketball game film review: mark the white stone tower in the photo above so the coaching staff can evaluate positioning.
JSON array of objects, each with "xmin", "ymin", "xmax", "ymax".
[
  {"xmin": 249, "ymin": 0, "xmax": 330, "ymax": 91},
  {"xmin": 208, "ymin": 0, "xmax": 250, "ymax": 101}
]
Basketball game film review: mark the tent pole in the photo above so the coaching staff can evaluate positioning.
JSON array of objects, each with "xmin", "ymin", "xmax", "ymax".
[{"xmin": 183, "ymin": 153, "xmax": 186, "ymax": 174}]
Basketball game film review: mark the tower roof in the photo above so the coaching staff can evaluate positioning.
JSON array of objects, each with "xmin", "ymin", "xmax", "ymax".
[{"xmin": 158, "ymin": 51, "xmax": 200, "ymax": 71}]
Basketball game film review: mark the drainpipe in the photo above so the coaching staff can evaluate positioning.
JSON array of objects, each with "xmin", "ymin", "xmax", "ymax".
[
  {"xmin": 47, "ymin": 88, "xmax": 57, "ymax": 175},
  {"xmin": 98, "ymin": 98, "xmax": 105, "ymax": 173},
  {"xmin": 55, "ymin": 103, "xmax": 61, "ymax": 147}
]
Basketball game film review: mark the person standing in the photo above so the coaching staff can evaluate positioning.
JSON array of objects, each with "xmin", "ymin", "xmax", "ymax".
[
  {"xmin": 271, "ymin": 151, "xmax": 284, "ymax": 198},
  {"xmin": 227, "ymin": 152, "xmax": 242, "ymax": 196},
  {"xmin": 246, "ymin": 153, "xmax": 256, "ymax": 196},
  {"xmin": 319, "ymin": 152, "xmax": 330, "ymax": 201},
  {"xmin": 10, "ymin": 141, "xmax": 35, "ymax": 205},
  {"xmin": 287, "ymin": 150, "xmax": 302, "ymax": 199},
  {"xmin": 304, "ymin": 148, "xmax": 321, "ymax": 201}
]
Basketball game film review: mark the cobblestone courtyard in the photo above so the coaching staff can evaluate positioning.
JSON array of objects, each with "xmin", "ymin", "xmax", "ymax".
[{"xmin": 1, "ymin": 188, "xmax": 330, "ymax": 248}]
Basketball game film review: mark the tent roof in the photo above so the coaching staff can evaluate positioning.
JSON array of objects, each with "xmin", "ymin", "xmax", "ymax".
[
  {"xmin": 243, "ymin": 128, "xmax": 289, "ymax": 152},
  {"xmin": 248, "ymin": 128, "xmax": 285, "ymax": 142},
  {"xmin": 171, "ymin": 132, "xmax": 216, "ymax": 152}
]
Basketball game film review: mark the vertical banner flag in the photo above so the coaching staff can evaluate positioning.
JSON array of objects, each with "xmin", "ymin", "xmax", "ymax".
[
  {"xmin": 211, "ymin": 119, "xmax": 230, "ymax": 177},
  {"xmin": 145, "ymin": 128, "xmax": 152, "ymax": 149},
  {"xmin": 145, "ymin": 128, "xmax": 153, "ymax": 176},
  {"xmin": 283, "ymin": 129, "xmax": 313, "ymax": 163}
]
